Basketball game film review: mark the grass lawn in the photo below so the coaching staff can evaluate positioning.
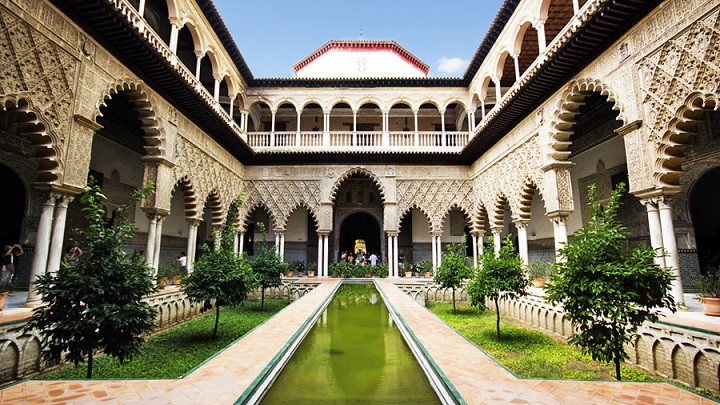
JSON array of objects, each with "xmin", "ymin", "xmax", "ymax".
[
  {"xmin": 41, "ymin": 299, "xmax": 290, "ymax": 379},
  {"xmin": 427, "ymin": 301, "xmax": 661, "ymax": 380}
]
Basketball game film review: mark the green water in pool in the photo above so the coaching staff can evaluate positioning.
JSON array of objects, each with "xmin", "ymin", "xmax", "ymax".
[{"xmin": 259, "ymin": 283, "xmax": 441, "ymax": 404}]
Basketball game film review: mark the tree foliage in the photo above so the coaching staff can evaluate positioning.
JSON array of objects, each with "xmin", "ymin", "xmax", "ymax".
[
  {"xmin": 467, "ymin": 236, "xmax": 529, "ymax": 340},
  {"xmin": 434, "ymin": 242, "xmax": 473, "ymax": 314},
  {"xmin": 24, "ymin": 179, "xmax": 157, "ymax": 378},
  {"xmin": 544, "ymin": 183, "xmax": 676, "ymax": 380},
  {"xmin": 250, "ymin": 222, "xmax": 287, "ymax": 309},
  {"xmin": 182, "ymin": 194, "xmax": 256, "ymax": 338}
]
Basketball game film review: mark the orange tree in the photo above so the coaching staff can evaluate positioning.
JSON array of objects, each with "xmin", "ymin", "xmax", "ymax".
[{"xmin": 545, "ymin": 183, "xmax": 675, "ymax": 380}]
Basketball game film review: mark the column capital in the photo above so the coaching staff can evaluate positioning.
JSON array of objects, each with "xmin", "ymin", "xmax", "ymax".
[
  {"xmin": 489, "ymin": 225, "xmax": 503, "ymax": 234},
  {"xmin": 548, "ymin": 214, "xmax": 569, "ymax": 226},
  {"xmin": 143, "ymin": 208, "xmax": 169, "ymax": 218},
  {"xmin": 386, "ymin": 231, "xmax": 399, "ymax": 237},
  {"xmin": 186, "ymin": 218, "xmax": 202, "ymax": 227},
  {"xmin": 513, "ymin": 219, "xmax": 530, "ymax": 228},
  {"xmin": 430, "ymin": 230, "xmax": 443, "ymax": 237}
]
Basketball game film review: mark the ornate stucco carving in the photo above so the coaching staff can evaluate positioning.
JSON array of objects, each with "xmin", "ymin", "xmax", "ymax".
[
  {"xmin": 638, "ymin": 9, "xmax": 720, "ymax": 188},
  {"xmin": 0, "ymin": 7, "xmax": 79, "ymax": 185},
  {"xmin": 241, "ymin": 179, "xmax": 322, "ymax": 231},
  {"xmin": 396, "ymin": 179, "xmax": 474, "ymax": 232}
]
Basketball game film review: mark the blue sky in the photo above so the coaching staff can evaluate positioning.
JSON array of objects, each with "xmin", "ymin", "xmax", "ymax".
[{"xmin": 213, "ymin": 0, "xmax": 505, "ymax": 78}]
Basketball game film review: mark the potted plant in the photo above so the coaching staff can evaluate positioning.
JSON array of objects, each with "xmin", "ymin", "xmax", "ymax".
[
  {"xmin": 529, "ymin": 261, "xmax": 553, "ymax": 288},
  {"xmin": 402, "ymin": 262, "xmax": 412, "ymax": 278},
  {"xmin": 698, "ymin": 272, "xmax": 720, "ymax": 316},
  {"xmin": 307, "ymin": 262, "xmax": 317, "ymax": 278},
  {"xmin": 156, "ymin": 263, "xmax": 173, "ymax": 287},
  {"xmin": 292, "ymin": 260, "xmax": 305, "ymax": 278},
  {"xmin": 374, "ymin": 263, "xmax": 389, "ymax": 278},
  {"xmin": 417, "ymin": 260, "xmax": 433, "ymax": 279}
]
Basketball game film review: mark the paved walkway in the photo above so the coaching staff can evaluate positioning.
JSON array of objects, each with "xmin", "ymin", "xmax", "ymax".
[{"xmin": 0, "ymin": 280, "xmax": 716, "ymax": 404}]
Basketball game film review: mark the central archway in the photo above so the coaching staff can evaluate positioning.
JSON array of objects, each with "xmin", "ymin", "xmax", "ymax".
[{"xmin": 339, "ymin": 212, "xmax": 381, "ymax": 260}]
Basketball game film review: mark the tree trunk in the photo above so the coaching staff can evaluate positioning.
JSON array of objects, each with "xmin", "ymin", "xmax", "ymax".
[
  {"xmin": 261, "ymin": 287, "xmax": 265, "ymax": 310},
  {"xmin": 494, "ymin": 296, "xmax": 501, "ymax": 341},
  {"xmin": 452, "ymin": 287, "xmax": 456, "ymax": 314},
  {"xmin": 86, "ymin": 347, "xmax": 93, "ymax": 379},
  {"xmin": 614, "ymin": 357, "xmax": 621, "ymax": 380},
  {"xmin": 213, "ymin": 304, "xmax": 220, "ymax": 339}
]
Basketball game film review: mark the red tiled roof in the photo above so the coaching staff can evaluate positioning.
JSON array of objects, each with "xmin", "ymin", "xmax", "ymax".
[{"xmin": 293, "ymin": 40, "xmax": 430, "ymax": 75}]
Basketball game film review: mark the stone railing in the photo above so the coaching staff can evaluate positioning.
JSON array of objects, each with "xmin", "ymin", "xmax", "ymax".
[
  {"xmin": 0, "ymin": 281, "xmax": 317, "ymax": 385},
  {"xmin": 246, "ymin": 131, "xmax": 469, "ymax": 151},
  {"xmin": 397, "ymin": 283, "xmax": 720, "ymax": 394}
]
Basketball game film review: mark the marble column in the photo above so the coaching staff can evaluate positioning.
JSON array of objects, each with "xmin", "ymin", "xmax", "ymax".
[
  {"xmin": 472, "ymin": 233, "xmax": 479, "ymax": 268},
  {"xmin": 515, "ymin": 221, "xmax": 529, "ymax": 266},
  {"xmin": 47, "ymin": 195, "xmax": 74, "ymax": 275},
  {"xmin": 641, "ymin": 199, "xmax": 666, "ymax": 268},
  {"xmin": 153, "ymin": 216, "xmax": 164, "ymax": 273},
  {"xmin": 550, "ymin": 215, "xmax": 569, "ymax": 261},
  {"xmin": 186, "ymin": 219, "xmax": 200, "ymax": 272},
  {"xmin": 323, "ymin": 233, "xmax": 329, "ymax": 277},
  {"xmin": 393, "ymin": 234, "xmax": 399, "ymax": 276},
  {"xmin": 491, "ymin": 227, "xmax": 502, "ymax": 255},
  {"xmin": 388, "ymin": 234, "xmax": 395, "ymax": 277},
  {"xmin": 145, "ymin": 214, "xmax": 158, "ymax": 269},
  {"xmin": 238, "ymin": 232, "xmax": 245, "ymax": 256},
  {"xmin": 658, "ymin": 197, "xmax": 685, "ymax": 306},
  {"xmin": 24, "ymin": 194, "xmax": 57, "ymax": 307}
]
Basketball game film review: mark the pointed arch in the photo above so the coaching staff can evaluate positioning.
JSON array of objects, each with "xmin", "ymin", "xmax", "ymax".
[
  {"xmin": 96, "ymin": 80, "xmax": 164, "ymax": 157},
  {"xmin": 548, "ymin": 79, "xmax": 625, "ymax": 162},
  {"xmin": 399, "ymin": 204, "xmax": 431, "ymax": 232},
  {"xmin": 240, "ymin": 201, "xmax": 278, "ymax": 233}
]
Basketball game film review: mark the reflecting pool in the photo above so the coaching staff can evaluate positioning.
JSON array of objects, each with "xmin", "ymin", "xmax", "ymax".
[{"xmin": 259, "ymin": 283, "xmax": 441, "ymax": 404}]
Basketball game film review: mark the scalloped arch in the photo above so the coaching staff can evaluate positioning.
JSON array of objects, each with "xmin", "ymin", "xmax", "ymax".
[
  {"xmin": 240, "ymin": 202, "xmax": 279, "ymax": 232},
  {"xmin": 654, "ymin": 92, "xmax": 719, "ymax": 187},
  {"xmin": 398, "ymin": 204, "xmax": 431, "ymax": 231},
  {"xmin": 330, "ymin": 167, "xmax": 387, "ymax": 203},
  {"xmin": 549, "ymin": 79, "xmax": 625, "ymax": 162},
  {"xmin": 438, "ymin": 204, "xmax": 473, "ymax": 233},
  {"xmin": 284, "ymin": 201, "xmax": 320, "ymax": 231},
  {"xmin": 173, "ymin": 176, "xmax": 198, "ymax": 219},
  {"xmin": 516, "ymin": 179, "xmax": 541, "ymax": 222},
  {"xmin": 491, "ymin": 194, "xmax": 510, "ymax": 228},
  {"xmin": 96, "ymin": 80, "xmax": 165, "ymax": 157},
  {"xmin": 0, "ymin": 97, "xmax": 60, "ymax": 184}
]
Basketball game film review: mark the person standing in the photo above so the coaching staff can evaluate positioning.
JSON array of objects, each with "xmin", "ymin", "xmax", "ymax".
[
  {"xmin": 178, "ymin": 252, "xmax": 187, "ymax": 269},
  {"xmin": 1, "ymin": 244, "xmax": 23, "ymax": 285},
  {"xmin": 369, "ymin": 252, "xmax": 378, "ymax": 267}
]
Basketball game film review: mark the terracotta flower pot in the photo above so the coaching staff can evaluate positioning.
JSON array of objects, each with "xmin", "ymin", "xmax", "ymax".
[
  {"xmin": 0, "ymin": 292, "xmax": 7, "ymax": 311},
  {"xmin": 308, "ymin": 270, "xmax": 315, "ymax": 277},
  {"xmin": 700, "ymin": 296, "xmax": 720, "ymax": 316},
  {"xmin": 533, "ymin": 277, "xmax": 546, "ymax": 288},
  {"xmin": 405, "ymin": 271, "xmax": 412, "ymax": 278}
]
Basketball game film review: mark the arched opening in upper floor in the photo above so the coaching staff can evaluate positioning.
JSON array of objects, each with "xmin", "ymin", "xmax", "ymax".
[{"xmin": 176, "ymin": 23, "xmax": 199, "ymax": 73}]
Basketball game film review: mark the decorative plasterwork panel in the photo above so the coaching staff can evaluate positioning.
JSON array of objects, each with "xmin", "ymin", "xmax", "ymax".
[
  {"xmin": 396, "ymin": 179, "xmax": 474, "ymax": 232},
  {"xmin": 172, "ymin": 137, "xmax": 242, "ymax": 220},
  {"xmin": 473, "ymin": 135, "xmax": 545, "ymax": 223},
  {"xmin": 638, "ymin": 9, "xmax": 720, "ymax": 187},
  {"xmin": 242, "ymin": 180, "xmax": 321, "ymax": 231},
  {"xmin": 0, "ymin": 7, "xmax": 79, "ymax": 184}
]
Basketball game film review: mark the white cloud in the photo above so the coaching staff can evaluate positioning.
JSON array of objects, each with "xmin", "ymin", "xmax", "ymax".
[{"xmin": 436, "ymin": 57, "xmax": 468, "ymax": 75}]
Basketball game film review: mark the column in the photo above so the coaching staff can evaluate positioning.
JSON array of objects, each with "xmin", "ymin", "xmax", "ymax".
[
  {"xmin": 491, "ymin": 227, "xmax": 502, "ymax": 255},
  {"xmin": 431, "ymin": 234, "xmax": 437, "ymax": 271},
  {"xmin": 194, "ymin": 52, "xmax": 202, "ymax": 79},
  {"xmin": 352, "ymin": 111, "xmax": 358, "ymax": 146},
  {"xmin": 24, "ymin": 194, "xmax": 57, "ymax": 307},
  {"xmin": 169, "ymin": 24, "xmax": 179, "ymax": 53},
  {"xmin": 47, "ymin": 195, "xmax": 74, "ymax": 275},
  {"xmin": 436, "ymin": 233, "xmax": 443, "ymax": 267},
  {"xmin": 238, "ymin": 232, "xmax": 245, "ymax": 256},
  {"xmin": 572, "ymin": 0, "xmax": 580, "ymax": 14},
  {"xmin": 228, "ymin": 97, "xmax": 234, "ymax": 118},
  {"xmin": 296, "ymin": 113, "xmax": 302, "ymax": 145},
  {"xmin": 481, "ymin": 99, "xmax": 486, "ymax": 118},
  {"xmin": 275, "ymin": 233, "xmax": 280, "ymax": 254},
  {"xmin": 317, "ymin": 235, "xmax": 324, "ymax": 277},
  {"xmin": 323, "ymin": 112, "xmax": 330, "ymax": 146},
  {"xmin": 536, "ymin": 22, "xmax": 547, "ymax": 53},
  {"xmin": 471, "ymin": 233, "xmax": 479, "ymax": 268},
  {"xmin": 279, "ymin": 233, "xmax": 285, "ymax": 261},
  {"xmin": 513, "ymin": 54, "xmax": 520, "ymax": 81},
  {"xmin": 145, "ymin": 214, "xmax": 158, "ymax": 269},
  {"xmin": 494, "ymin": 78, "xmax": 502, "ymax": 103},
  {"xmin": 382, "ymin": 112, "xmax": 389, "ymax": 146},
  {"xmin": 186, "ymin": 219, "xmax": 200, "ymax": 272},
  {"xmin": 213, "ymin": 76, "xmax": 221, "ymax": 102},
  {"xmin": 153, "ymin": 216, "xmax": 164, "ymax": 273},
  {"xmin": 270, "ymin": 110, "xmax": 276, "ymax": 147},
  {"xmin": 468, "ymin": 110, "xmax": 476, "ymax": 132},
  {"xmin": 393, "ymin": 234, "xmax": 399, "ymax": 277},
  {"xmin": 658, "ymin": 198, "xmax": 685, "ymax": 306},
  {"xmin": 515, "ymin": 221, "xmax": 529, "ymax": 266},
  {"xmin": 550, "ymin": 215, "xmax": 568, "ymax": 261},
  {"xmin": 323, "ymin": 233, "xmax": 329, "ymax": 277},
  {"xmin": 233, "ymin": 232, "xmax": 239, "ymax": 254},
  {"xmin": 388, "ymin": 233, "xmax": 395, "ymax": 277},
  {"xmin": 641, "ymin": 199, "xmax": 666, "ymax": 268},
  {"xmin": 440, "ymin": 113, "xmax": 446, "ymax": 147},
  {"xmin": 413, "ymin": 111, "xmax": 419, "ymax": 146},
  {"xmin": 138, "ymin": 0, "xmax": 146, "ymax": 16}
]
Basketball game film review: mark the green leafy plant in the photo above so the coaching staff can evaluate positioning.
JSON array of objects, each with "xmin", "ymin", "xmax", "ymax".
[
  {"xmin": 373, "ymin": 263, "xmax": 389, "ymax": 278},
  {"xmin": 0, "ymin": 279, "xmax": 13, "ymax": 294},
  {"xmin": 250, "ymin": 222, "xmax": 288, "ymax": 309},
  {"xmin": 24, "ymin": 178, "xmax": 157, "ymax": 378},
  {"xmin": 699, "ymin": 272, "xmax": 720, "ymax": 298},
  {"xmin": 434, "ymin": 241, "xmax": 473, "ymax": 314},
  {"xmin": 528, "ymin": 261, "xmax": 554, "ymax": 279},
  {"xmin": 183, "ymin": 194, "xmax": 256, "ymax": 338},
  {"xmin": 545, "ymin": 183, "xmax": 676, "ymax": 380},
  {"xmin": 467, "ymin": 236, "xmax": 529, "ymax": 340}
]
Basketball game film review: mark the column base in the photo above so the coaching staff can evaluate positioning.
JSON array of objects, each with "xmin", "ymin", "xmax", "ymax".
[{"xmin": 22, "ymin": 299, "xmax": 43, "ymax": 308}]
